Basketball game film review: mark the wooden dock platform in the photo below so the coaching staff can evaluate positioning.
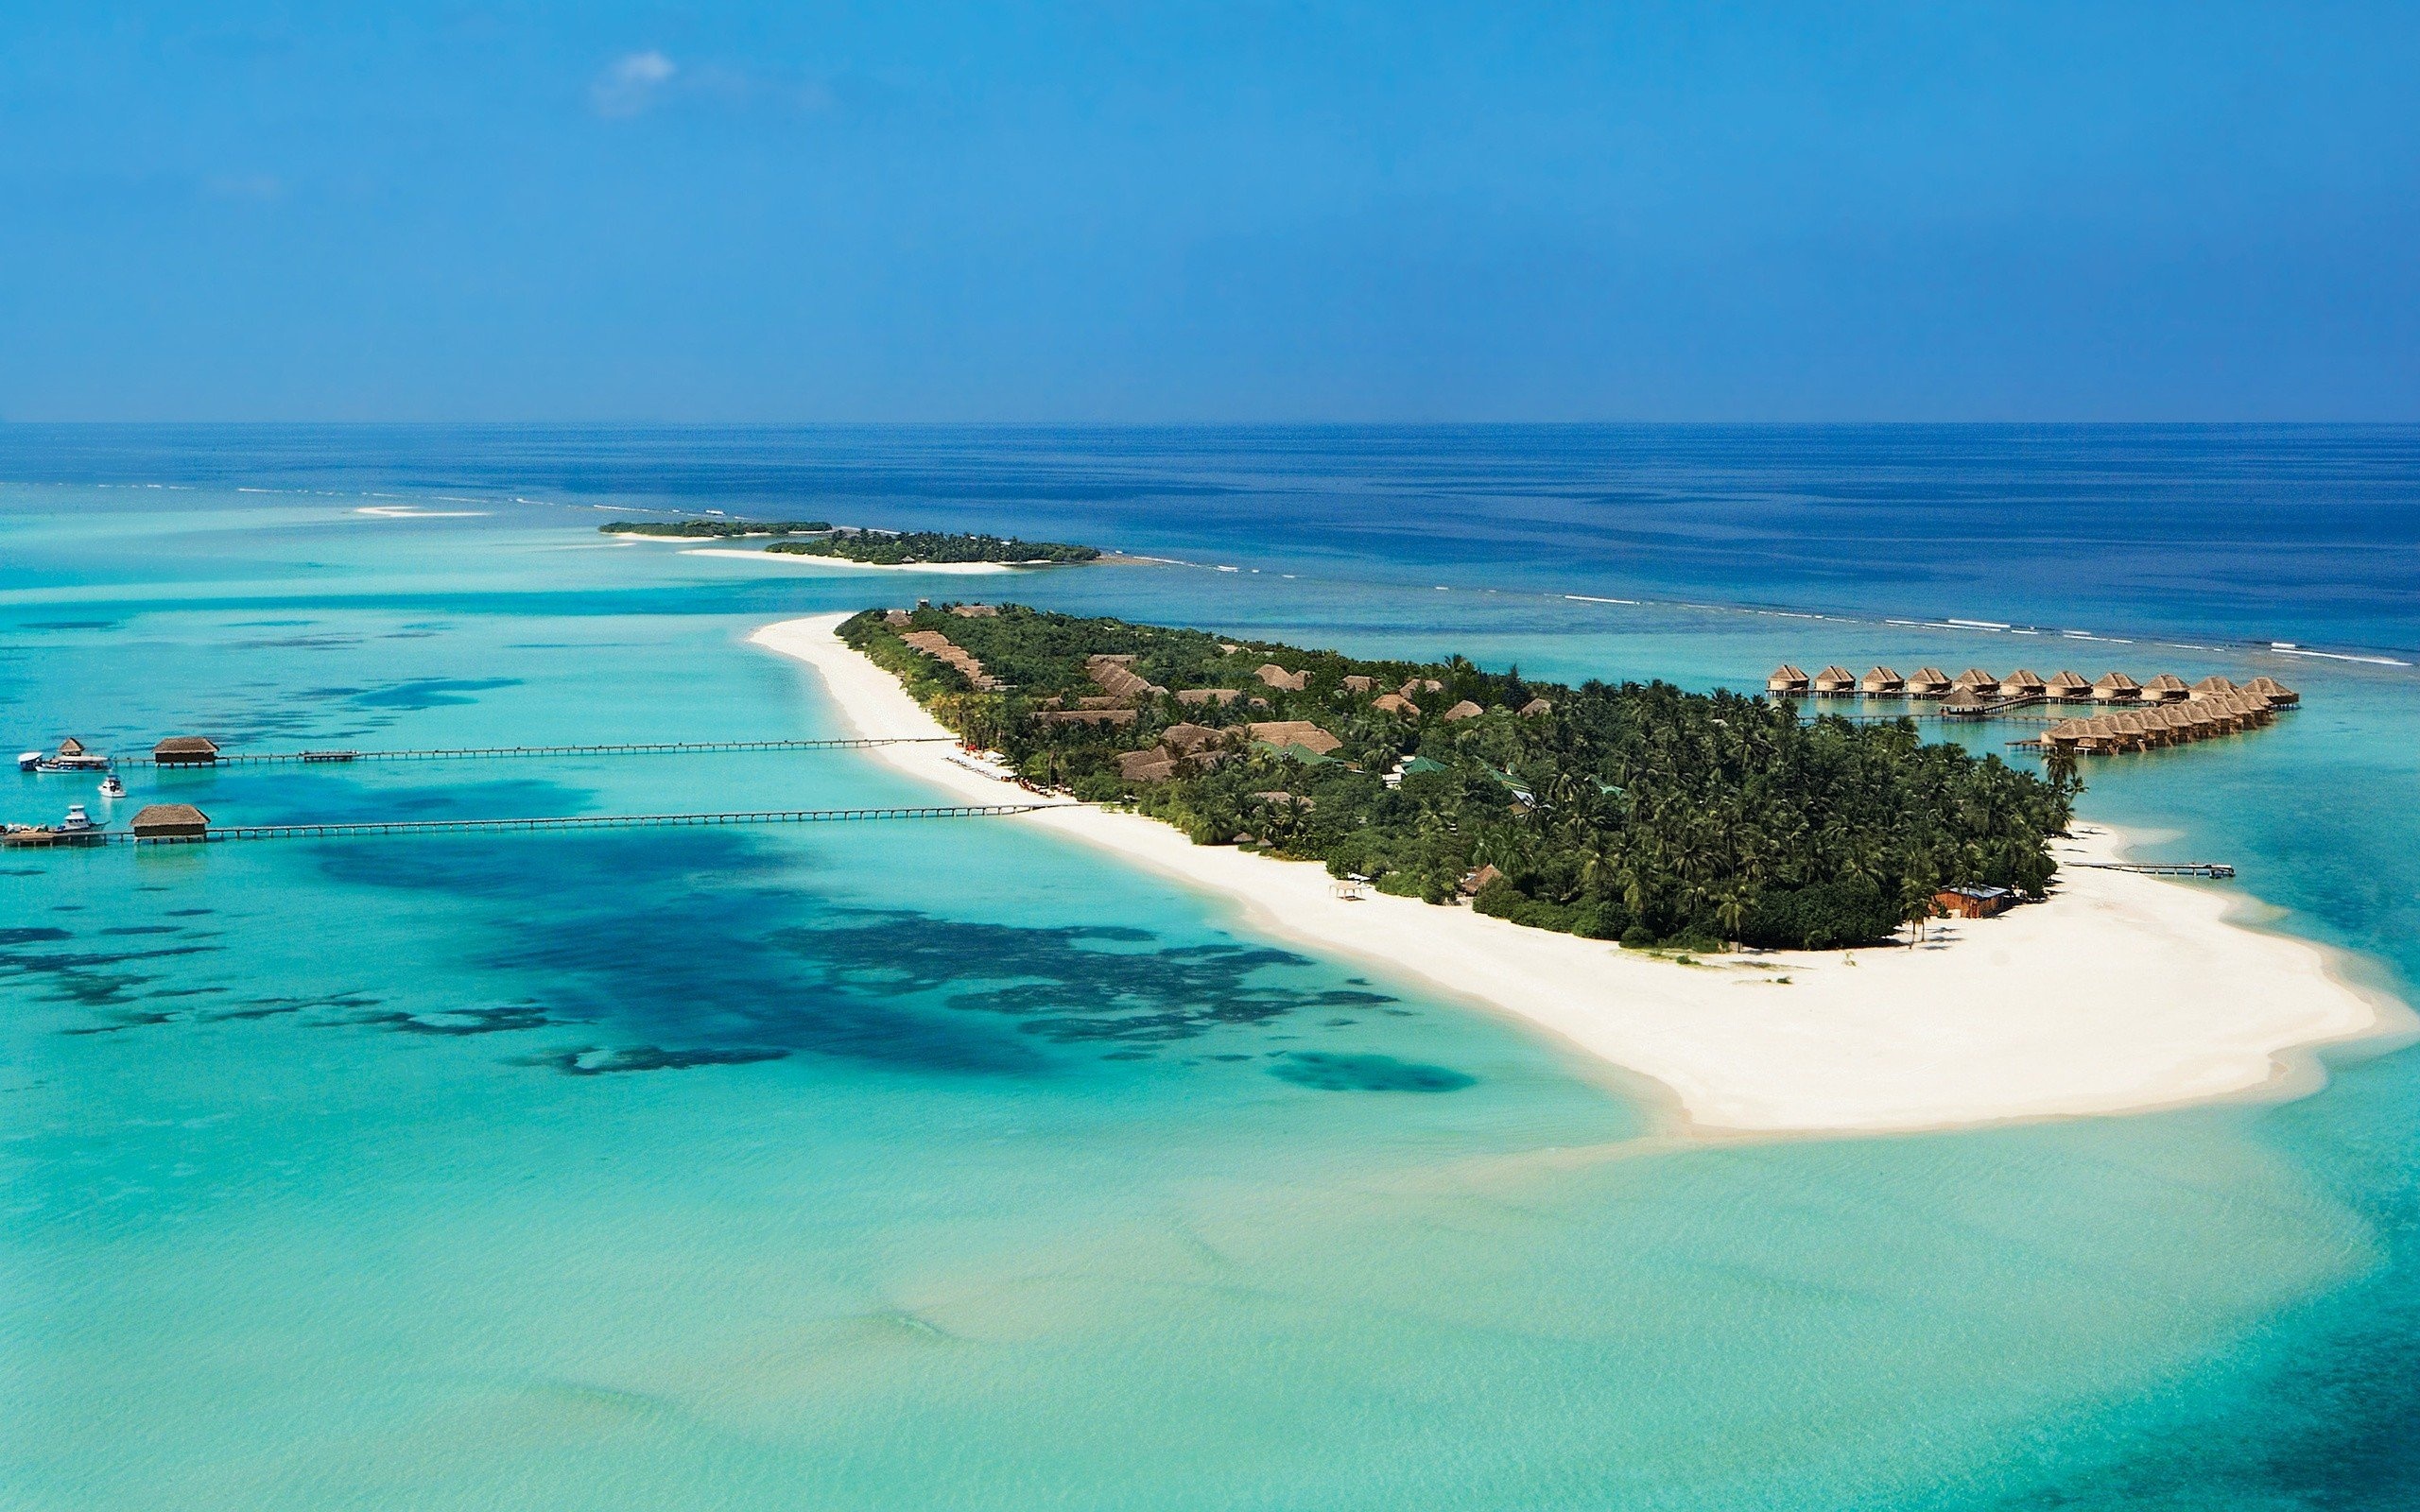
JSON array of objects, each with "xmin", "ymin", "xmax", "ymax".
[
  {"xmin": 121, "ymin": 736, "xmax": 954, "ymax": 768},
  {"xmin": 2075, "ymin": 861, "xmax": 2236, "ymax": 879}
]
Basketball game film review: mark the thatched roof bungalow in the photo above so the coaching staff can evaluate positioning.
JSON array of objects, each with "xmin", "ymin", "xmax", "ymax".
[
  {"xmin": 1860, "ymin": 665, "xmax": 1905, "ymax": 696},
  {"xmin": 1811, "ymin": 665, "xmax": 1857, "ymax": 696},
  {"xmin": 2045, "ymin": 670, "xmax": 2092, "ymax": 701},
  {"xmin": 152, "ymin": 736, "xmax": 220, "ymax": 766},
  {"xmin": 1246, "ymin": 721, "xmax": 1342, "ymax": 756},
  {"xmin": 1997, "ymin": 669, "xmax": 2046, "ymax": 699},
  {"xmin": 2139, "ymin": 673, "xmax": 2190, "ymax": 703},
  {"xmin": 2090, "ymin": 672, "xmax": 2140, "ymax": 702},
  {"xmin": 1371, "ymin": 693, "xmax": 1418, "ymax": 717},
  {"xmin": 1033, "ymin": 709, "xmax": 1138, "ymax": 728},
  {"xmin": 1441, "ymin": 700, "xmax": 1485, "ymax": 722},
  {"xmin": 130, "ymin": 803, "xmax": 209, "ymax": 841},
  {"xmin": 1905, "ymin": 667, "xmax": 1953, "ymax": 697},
  {"xmin": 1767, "ymin": 664, "xmax": 1809, "ymax": 696},
  {"xmin": 1255, "ymin": 663, "xmax": 1310, "ymax": 693},
  {"xmin": 1517, "ymin": 697, "xmax": 1553, "ymax": 717},
  {"xmin": 1940, "ymin": 687, "xmax": 1989, "ymax": 716},
  {"xmin": 1340, "ymin": 675, "xmax": 1379, "ymax": 694},
  {"xmin": 1160, "ymin": 723, "xmax": 1231, "ymax": 755},
  {"xmin": 2189, "ymin": 676, "xmax": 2238, "ymax": 699},
  {"xmin": 2242, "ymin": 676, "xmax": 2299, "ymax": 707},
  {"xmin": 1174, "ymin": 688, "xmax": 1242, "ymax": 707},
  {"xmin": 1951, "ymin": 667, "xmax": 1998, "ymax": 693},
  {"xmin": 1399, "ymin": 678, "xmax": 1445, "ymax": 698}
]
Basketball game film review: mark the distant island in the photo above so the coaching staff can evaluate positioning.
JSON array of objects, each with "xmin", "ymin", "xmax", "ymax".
[
  {"xmin": 840, "ymin": 604, "xmax": 2073, "ymax": 951},
  {"xmin": 772, "ymin": 532, "xmax": 1101, "ymax": 567},
  {"xmin": 602, "ymin": 518, "xmax": 832, "ymax": 538}
]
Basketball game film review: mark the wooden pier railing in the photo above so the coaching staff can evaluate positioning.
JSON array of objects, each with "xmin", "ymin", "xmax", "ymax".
[
  {"xmin": 109, "ymin": 802, "xmax": 1056, "ymax": 845},
  {"xmin": 123, "ymin": 736, "xmax": 954, "ymax": 768}
]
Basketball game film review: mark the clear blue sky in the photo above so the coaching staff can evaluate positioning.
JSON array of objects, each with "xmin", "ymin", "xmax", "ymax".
[{"xmin": 6, "ymin": 3, "xmax": 2415, "ymax": 422}]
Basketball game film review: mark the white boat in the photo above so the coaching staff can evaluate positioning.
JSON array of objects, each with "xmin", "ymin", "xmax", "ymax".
[
  {"xmin": 58, "ymin": 804, "xmax": 96, "ymax": 833},
  {"xmin": 98, "ymin": 775, "xmax": 127, "ymax": 799},
  {"xmin": 16, "ymin": 752, "xmax": 40, "ymax": 773}
]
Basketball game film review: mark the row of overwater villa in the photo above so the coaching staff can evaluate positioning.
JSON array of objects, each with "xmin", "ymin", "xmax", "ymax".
[{"xmin": 1766, "ymin": 664, "xmax": 2300, "ymax": 755}]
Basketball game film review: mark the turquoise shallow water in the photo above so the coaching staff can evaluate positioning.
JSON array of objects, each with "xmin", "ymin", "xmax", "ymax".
[{"xmin": 6, "ymin": 434, "xmax": 2420, "ymax": 1508}]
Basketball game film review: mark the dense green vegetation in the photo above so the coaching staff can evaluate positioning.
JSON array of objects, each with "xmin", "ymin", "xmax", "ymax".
[
  {"xmin": 770, "ymin": 531, "xmax": 1100, "ymax": 565},
  {"xmin": 842, "ymin": 605, "xmax": 2075, "ymax": 952},
  {"xmin": 600, "ymin": 518, "xmax": 831, "ymax": 537}
]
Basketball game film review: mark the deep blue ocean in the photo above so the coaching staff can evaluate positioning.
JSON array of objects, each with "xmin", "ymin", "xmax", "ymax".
[{"xmin": 4, "ymin": 424, "xmax": 2417, "ymax": 1509}]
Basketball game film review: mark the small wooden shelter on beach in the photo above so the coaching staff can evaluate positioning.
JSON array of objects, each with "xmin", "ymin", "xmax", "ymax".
[{"xmin": 1934, "ymin": 885, "xmax": 2014, "ymax": 919}]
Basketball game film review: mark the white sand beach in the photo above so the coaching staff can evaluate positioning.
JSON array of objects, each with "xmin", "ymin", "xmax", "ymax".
[{"xmin": 751, "ymin": 613, "xmax": 2399, "ymax": 1136}]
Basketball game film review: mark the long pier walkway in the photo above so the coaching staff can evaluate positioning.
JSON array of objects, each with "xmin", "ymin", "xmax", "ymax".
[
  {"xmin": 107, "ymin": 801, "xmax": 1055, "ymax": 845},
  {"xmin": 2075, "ymin": 861, "xmax": 2237, "ymax": 879},
  {"xmin": 123, "ymin": 736, "xmax": 953, "ymax": 768}
]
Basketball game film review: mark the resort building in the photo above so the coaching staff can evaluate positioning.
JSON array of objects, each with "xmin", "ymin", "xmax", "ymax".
[
  {"xmin": 1933, "ymin": 885, "xmax": 2014, "ymax": 919},
  {"xmin": 1951, "ymin": 667, "xmax": 1998, "ymax": 694},
  {"xmin": 152, "ymin": 736, "xmax": 220, "ymax": 766},
  {"xmin": 1940, "ymin": 687, "xmax": 1989, "ymax": 716},
  {"xmin": 1400, "ymin": 678, "xmax": 1446, "ymax": 697},
  {"xmin": 1811, "ymin": 665, "xmax": 1857, "ymax": 696},
  {"xmin": 1256, "ymin": 663, "xmax": 1310, "ymax": 693},
  {"xmin": 1246, "ymin": 721, "xmax": 1342, "ymax": 756},
  {"xmin": 1859, "ymin": 665, "xmax": 1905, "ymax": 696},
  {"xmin": 1174, "ymin": 688, "xmax": 1242, "ymax": 707},
  {"xmin": 2243, "ymin": 676, "xmax": 2299, "ymax": 707},
  {"xmin": 1340, "ymin": 675, "xmax": 1379, "ymax": 694},
  {"xmin": 1518, "ymin": 697, "xmax": 1553, "ymax": 717},
  {"xmin": 1766, "ymin": 664, "xmax": 1810, "ymax": 697},
  {"xmin": 1905, "ymin": 667, "xmax": 1953, "ymax": 698},
  {"xmin": 1997, "ymin": 668, "xmax": 2047, "ymax": 699},
  {"xmin": 2091, "ymin": 672, "xmax": 2141, "ymax": 702},
  {"xmin": 130, "ymin": 803, "xmax": 209, "ymax": 841},
  {"xmin": 2190, "ymin": 675, "xmax": 2238, "ymax": 699},
  {"xmin": 2045, "ymin": 670, "xmax": 2093, "ymax": 701},
  {"xmin": 1441, "ymin": 700, "xmax": 1485, "ymax": 722},
  {"xmin": 1371, "ymin": 693, "xmax": 1417, "ymax": 717},
  {"xmin": 2139, "ymin": 673, "xmax": 2191, "ymax": 703}
]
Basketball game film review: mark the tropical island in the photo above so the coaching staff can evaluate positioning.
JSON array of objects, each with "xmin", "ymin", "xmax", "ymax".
[
  {"xmin": 839, "ymin": 603, "xmax": 2072, "ymax": 952},
  {"xmin": 601, "ymin": 517, "xmax": 832, "ymax": 538},
  {"xmin": 771, "ymin": 531, "xmax": 1101, "ymax": 567}
]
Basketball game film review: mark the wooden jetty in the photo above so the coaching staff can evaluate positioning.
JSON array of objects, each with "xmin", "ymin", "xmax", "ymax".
[
  {"xmin": 2075, "ymin": 861, "xmax": 2236, "ymax": 879},
  {"xmin": 120, "ymin": 736, "xmax": 953, "ymax": 768},
  {"xmin": 111, "ymin": 802, "xmax": 1052, "ymax": 845}
]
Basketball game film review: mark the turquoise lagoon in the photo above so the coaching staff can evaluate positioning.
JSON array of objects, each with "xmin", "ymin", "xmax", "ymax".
[{"xmin": 5, "ymin": 429, "xmax": 2419, "ymax": 1509}]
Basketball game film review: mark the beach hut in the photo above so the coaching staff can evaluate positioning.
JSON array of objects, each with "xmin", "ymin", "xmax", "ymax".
[
  {"xmin": 2139, "ymin": 673, "xmax": 2190, "ymax": 703},
  {"xmin": 1517, "ymin": 697, "xmax": 1553, "ymax": 717},
  {"xmin": 1371, "ymin": 692, "xmax": 1418, "ymax": 717},
  {"xmin": 2189, "ymin": 676, "xmax": 2238, "ymax": 699},
  {"xmin": 1997, "ymin": 668, "xmax": 2047, "ymax": 699},
  {"xmin": 2242, "ymin": 676, "xmax": 2299, "ymax": 707},
  {"xmin": 151, "ymin": 736, "xmax": 220, "ymax": 766},
  {"xmin": 1458, "ymin": 864, "xmax": 1504, "ymax": 898},
  {"xmin": 2045, "ymin": 670, "xmax": 2093, "ymax": 702},
  {"xmin": 130, "ymin": 803, "xmax": 209, "ymax": 841},
  {"xmin": 1766, "ymin": 664, "xmax": 1810, "ymax": 697},
  {"xmin": 1441, "ymin": 700, "xmax": 1484, "ymax": 722},
  {"xmin": 1860, "ymin": 665, "xmax": 1905, "ymax": 696},
  {"xmin": 1905, "ymin": 667, "xmax": 1953, "ymax": 698},
  {"xmin": 1811, "ymin": 665, "xmax": 1857, "ymax": 696},
  {"xmin": 1255, "ymin": 663, "xmax": 1309, "ymax": 693},
  {"xmin": 2090, "ymin": 672, "xmax": 2140, "ymax": 703},
  {"xmin": 1932, "ymin": 885, "xmax": 2014, "ymax": 919}
]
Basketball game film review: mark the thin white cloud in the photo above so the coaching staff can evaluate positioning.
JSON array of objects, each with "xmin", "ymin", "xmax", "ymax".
[{"xmin": 591, "ymin": 50, "xmax": 677, "ymax": 118}]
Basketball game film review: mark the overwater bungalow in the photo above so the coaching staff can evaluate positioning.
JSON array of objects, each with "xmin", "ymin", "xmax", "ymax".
[
  {"xmin": 1997, "ymin": 668, "xmax": 2047, "ymax": 699},
  {"xmin": 2139, "ymin": 673, "xmax": 2191, "ymax": 703},
  {"xmin": 1859, "ymin": 665, "xmax": 1905, "ymax": 696},
  {"xmin": 130, "ymin": 803, "xmax": 209, "ymax": 841},
  {"xmin": 1940, "ymin": 687, "xmax": 1990, "ymax": 716},
  {"xmin": 2045, "ymin": 670, "xmax": 2093, "ymax": 701},
  {"xmin": 1951, "ymin": 667, "xmax": 1998, "ymax": 694},
  {"xmin": 1811, "ymin": 665, "xmax": 1858, "ymax": 696},
  {"xmin": 2189, "ymin": 675, "xmax": 2238, "ymax": 699},
  {"xmin": 152, "ymin": 736, "xmax": 219, "ymax": 766},
  {"xmin": 1905, "ymin": 666, "xmax": 1953, "ymax": 698},
  {"xmin": 2040, "ymin": 717, "xmax": 2090, "ymax": 752},
  {"xmin": 1767, "ymin": 664, "xmax": 1810, "ymax": 697},
  {"xmin": 2242, "ymin": 676, "xmax": 2299, "ymax": 707},
  {"xmin": 2090, "ymin": 672, "xmax": 2141, "ymax": 703}
]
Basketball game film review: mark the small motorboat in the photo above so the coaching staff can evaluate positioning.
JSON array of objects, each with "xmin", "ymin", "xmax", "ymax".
[
  {"xmin": 15, "ymin": 752, "xmax": 39, "ymax": 773},
  {"xmin": 98, "ymin": 775, "xmax": 127, "ymax": 799},
  {"xmin": 58, "ymin": 804, "xmax": 98, "ymax": 834}
]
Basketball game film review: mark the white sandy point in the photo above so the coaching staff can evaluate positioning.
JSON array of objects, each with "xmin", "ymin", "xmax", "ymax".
[{"xmin": 750, "ymin": 614, "xmax": 2405, "ymax": 1137}]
